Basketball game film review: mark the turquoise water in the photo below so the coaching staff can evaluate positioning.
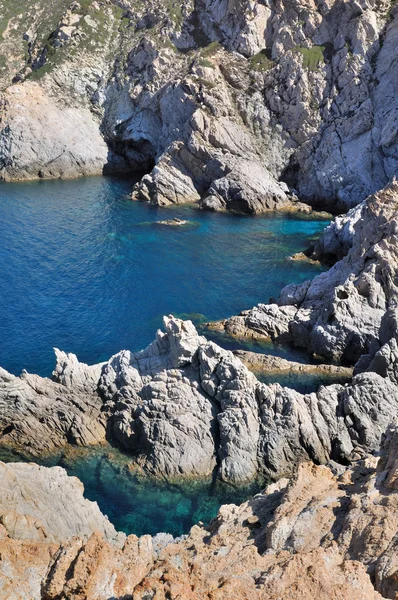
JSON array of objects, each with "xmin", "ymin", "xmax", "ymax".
[
  {"xmin": 0, "ymin": 446, "xmax": 262, "ymax": 537},
  {"xmin": 0, "ymin": 176, "xmax": 328, "ymax": 377},
  {"xmin": 257, "ymin": 371, "xmax": 351, "ymax": 393}
]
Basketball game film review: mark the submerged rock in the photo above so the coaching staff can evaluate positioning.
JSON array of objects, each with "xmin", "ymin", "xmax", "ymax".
[
  {"xmin": 234, "ymin": 348, "xmax": 353, "ymax": 378},
  {"xmin": 155, "ymin": 217, "xmax": 189, "ymax": 226}
]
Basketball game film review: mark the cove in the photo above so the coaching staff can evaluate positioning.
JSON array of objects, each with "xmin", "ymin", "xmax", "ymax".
[
  {"xmin": 0, "ymin": 445, "xmax": 262, "ymax": 537},
  {"xmin": 0, "ymin": 176, "xmax": 328, "ymax": 378}
]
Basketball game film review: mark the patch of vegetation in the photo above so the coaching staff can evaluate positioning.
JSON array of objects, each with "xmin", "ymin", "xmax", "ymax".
[
  {"xmin": 201, "ymin": 41, "xmax": 221, "ymax": 58},
  {"xmin": 26, "ymin": 2, "xmax": 127, "ymax": 82},
  {"xmin": 162, "ymin": 37, "xmax": 178, "ymax": 52},
  {"xmin": 163, "ymin": 0, "xmax": 183, "ymax": 28},
  {"xmin": 28, "ymin": 61, "xmax": 54, "ymax": 80},
  {"xmin": 249, "ymin": 49, "xmax": 274, "ymax": 72},
  {"xmin": 295, "ymin": 45, "xmax": 325, "ymax": 70},
  {"xmin": 198, "ymin": 57, "xmax": 214, "ymax": 68},
  {"xmin": 197, "ymin": 77, "xmax": 216, "ymax": 89},
  {"xmin": 0, "ymin": 0, "xmax": 73, "ymax": 87}
]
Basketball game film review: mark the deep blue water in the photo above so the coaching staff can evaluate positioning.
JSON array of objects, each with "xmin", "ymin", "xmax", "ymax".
[{"xmin": 0, "ymin": 176, "xmax": 327, "ymax": 377}]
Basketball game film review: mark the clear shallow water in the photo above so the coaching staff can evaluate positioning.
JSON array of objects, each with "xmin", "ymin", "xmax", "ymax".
[
  {"xmin": 0, "ymin": 176, "xmax": 328, "ymax": 377},
  {"xmin": 0, "ymin": 446, "xmax": 263, "ymax": 537}
]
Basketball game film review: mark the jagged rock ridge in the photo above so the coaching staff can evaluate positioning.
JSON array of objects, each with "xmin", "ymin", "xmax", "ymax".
[
  {"xmin": 1, "ymin": 312, "xmax": 398, "ymax": 486},
  {"xmin": 1, "ymin": 183, "xmax": 398, "ymax": 488}
]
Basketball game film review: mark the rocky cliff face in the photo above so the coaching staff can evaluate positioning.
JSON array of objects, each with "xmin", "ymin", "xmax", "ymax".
[
  {"xmin": 3, "ymin": 423, "xmax": 398, "ymax": 599},
  {"xmin": 1, "ymin": 0, "xmax": 398, "ymax": 212},
  {"xmin": 0, "ymin": 461, "xmax": 124, "ymax": 545}
]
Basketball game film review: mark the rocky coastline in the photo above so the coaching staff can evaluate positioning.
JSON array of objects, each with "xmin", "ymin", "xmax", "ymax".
[
  {"xmin": 2, "ymin": 422, "xmax": 398, "ymax": 599},
  {"xmin": 1, "ymin": 308, "xmax": 397, "ymax": 486},
  {"xmin": 233, "ymin": 348, "xmax": 353, "ymax": 378},
  {"xmin": 1, "ymin": 179, "xmax": 398, "ymax": 597},
  {"xmin": 2, "ymin": 0, "xmax": 398, "ymax": 597},
  {"xmin": 1, "ymin": 0, "xmax": 398, "ymax": 213},
  {"xmin": 214, "ymin": 180, "xmax": 398, "ymax": 366}
]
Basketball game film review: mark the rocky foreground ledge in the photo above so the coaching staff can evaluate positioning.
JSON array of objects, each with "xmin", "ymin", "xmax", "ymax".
[{"xmin": 2, "ymin": 423, "xmax": 398, "ymax": 599}]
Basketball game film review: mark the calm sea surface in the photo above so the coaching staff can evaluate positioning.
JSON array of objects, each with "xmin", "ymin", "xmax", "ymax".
[
  {"xmin": 0, "ymin": 175, "xmax": 330, "ymax": 536},
  {"xmin": 0, "ymin": 175, "xmax": 327, "ymax": 377}
]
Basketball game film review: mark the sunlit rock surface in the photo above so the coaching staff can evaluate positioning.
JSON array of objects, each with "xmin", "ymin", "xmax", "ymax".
[
  {"xmin": 1, "ymin": 0, "xmax": 398, "ymax": 211},
  {"xmin": 4, "ymin": 424, "xmax": 398, "ymax": 599},
  {"xmin": 1, "ymin": 312, "xmax": 398, "ymax": 484},
  {"xmin": 219, "ymin": 180, "xmax": 398, "ymax": 365}
]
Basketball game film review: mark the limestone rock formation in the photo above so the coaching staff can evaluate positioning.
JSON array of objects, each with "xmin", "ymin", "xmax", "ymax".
[
  {"xmin": 1, "ymin": 0, "xmax": 398, "ymax": 211},
  {"xmin": 0, "ymin": 462, "xmax": 151, "ymax": 600},
  {"xmin": 217, "ymin": 179, "xmax": 398, "ymax": 365},
  {"xmin": 0, "ymin": 82, "xmax": 108, "ymax": 181}
]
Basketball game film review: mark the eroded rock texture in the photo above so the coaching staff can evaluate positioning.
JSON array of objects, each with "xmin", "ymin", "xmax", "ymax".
[
  {"xmin": 0, "ymin": 461, "xmax": 124, "ymax": 545},
  {"xmin": 218, "ymin": 179, "xmax": 398, "ymax": 365},
  {"xmin": 0, "ymin": 365, "xmax": 107, "ymax": 455},
  {"xmin": 1, "ymin": 0, "xmax": 398, "ymax": 211},
  {"xmin": 4, "ymin": 424, "xmax": 398, "ymax": 599},
  {"xmin": 0, "ymin": 461, "xmax": 151, "ymax": 600},
  {"xmin": 1, "ymin": 185, "xmax": 398, "ymax": 480},
  {"xmin": 1, "ymin": 313, "xmax": 398, "ymax": 484}
]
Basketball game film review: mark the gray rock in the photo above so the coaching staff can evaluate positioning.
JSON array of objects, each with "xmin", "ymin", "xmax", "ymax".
[
  {"xmin": 1, "ymin": 315, "xmax": 397, "ymax": 483},
  {"xmin": 0, "ymin": 366, "xmax": 106, "ymax": 456},
  {"xmin": 3, "ymin": 0, "xmax": 398, "ymax": 210},
  {"xmin": 220, "ymin": 180, "xmax": 398, "ymax": 364}
]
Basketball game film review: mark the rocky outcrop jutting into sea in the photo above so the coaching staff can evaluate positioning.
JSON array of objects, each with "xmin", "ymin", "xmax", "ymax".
[
  {"xmin": 1, "ymin": 313, "xmax": 398, "ymax": 485},
  {"xmin": 217, "ymin": 179, "xmax": 398, "ymax": 365},
  {"xmin": 2, "ymin": 182, "xmax": 398, "ymax": 484}
]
